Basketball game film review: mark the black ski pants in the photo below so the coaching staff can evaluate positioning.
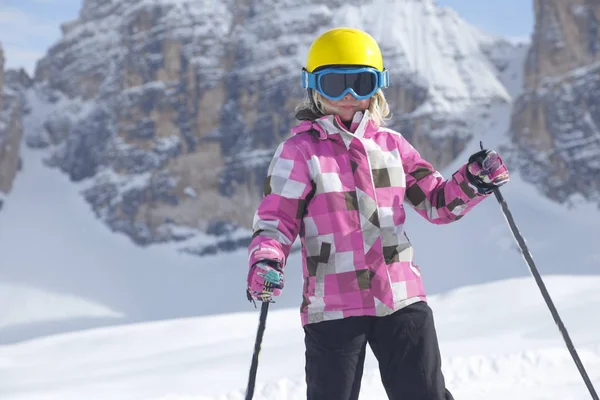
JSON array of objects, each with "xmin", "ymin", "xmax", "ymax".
[{"xmin": 304, "ymin": 301, "xmax": 454, "ymax": 400}]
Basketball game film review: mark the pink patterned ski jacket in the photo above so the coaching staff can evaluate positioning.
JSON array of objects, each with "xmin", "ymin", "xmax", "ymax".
[{"xmin": 248, "ymin": 110, "xmax": 487, "ymax": 326}]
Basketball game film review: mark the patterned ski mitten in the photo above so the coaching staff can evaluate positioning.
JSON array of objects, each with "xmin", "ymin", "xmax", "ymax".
[
  {"xmin": 247, "ymin": 261, "xmax": 284, "ymax": 303},
  {"xmin": 467, "ymin": 149, "xmax": 510, "ymax": 194}
]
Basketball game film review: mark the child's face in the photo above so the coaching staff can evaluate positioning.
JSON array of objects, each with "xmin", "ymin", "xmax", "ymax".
[{"xmin": 323, "ymin": 93, "xmax": 371, "ymax": 122}]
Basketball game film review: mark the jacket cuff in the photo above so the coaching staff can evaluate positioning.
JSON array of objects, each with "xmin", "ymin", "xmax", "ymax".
[{"xmin": 248, "ymin": 245, "xmax": 285, "ymax": 269}]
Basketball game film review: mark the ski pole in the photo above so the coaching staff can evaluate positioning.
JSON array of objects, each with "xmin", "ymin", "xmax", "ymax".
[
  {"xmin": 245, "ymin": 300, "xmax": 270, "ymax": 400},
  {"xmin": 481, "ymin": 142, "xmax": 599, "ymax": 400}
]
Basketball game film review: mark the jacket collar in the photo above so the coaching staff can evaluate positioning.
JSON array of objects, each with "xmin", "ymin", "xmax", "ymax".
[{"xmin": 291, "ymin": 110, "xmax": 377, "ymax": 140}]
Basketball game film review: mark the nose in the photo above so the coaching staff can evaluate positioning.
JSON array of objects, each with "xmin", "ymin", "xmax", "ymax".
[{"xmin": 343, "ymin": 92, "xmax": 354, "ymax": 100}]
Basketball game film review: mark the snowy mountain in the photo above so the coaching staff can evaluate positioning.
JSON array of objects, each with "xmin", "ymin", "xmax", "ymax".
[
  {"xmin": 0, "ymin": 46, "xmax": 25, "ymax": 209},
  {"xmin": 509, "ymin": 0, "xmax": 600, "ymax": 207},
  {"xmin": 1, "ymin": 0, "xmax": 526, "ymax": 249}
]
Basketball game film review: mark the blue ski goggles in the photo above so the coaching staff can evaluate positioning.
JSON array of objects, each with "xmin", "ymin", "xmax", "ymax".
[{"xmin": 302, "ymin": 66, "xmax": 390, "ymax": 101}]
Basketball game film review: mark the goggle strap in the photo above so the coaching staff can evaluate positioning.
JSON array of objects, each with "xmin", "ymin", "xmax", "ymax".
[
  {"xmin": 380, "ymin": 70, "xmax": 390, "ymax": 88},
  {"xmin": 301, "ymin": 69, "xmax": 318, "ymax": 89}
]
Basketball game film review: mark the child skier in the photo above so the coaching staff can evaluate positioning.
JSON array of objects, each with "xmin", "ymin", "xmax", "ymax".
[{"xmin": 246, "ymin": 27, "xmax": 509, "ymax": 400}]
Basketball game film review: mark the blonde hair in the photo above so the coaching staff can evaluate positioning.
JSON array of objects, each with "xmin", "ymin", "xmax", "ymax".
[{"xmin": 295, "ymin": 89, "xmax": 391, "ymax": 128}]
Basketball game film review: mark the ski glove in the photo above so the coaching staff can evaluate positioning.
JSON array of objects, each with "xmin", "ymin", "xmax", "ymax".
[
  {"xmin": 247, "ymin": 260, "xmax": 284, "ymax": 303},
  {"xmin": 466, "ymin": 149, "xmax": 510, "ymax": 194}
]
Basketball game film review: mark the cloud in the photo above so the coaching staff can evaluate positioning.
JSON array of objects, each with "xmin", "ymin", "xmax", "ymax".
[
  {"xmin": 506, "ymin": 36, "xmax": 531, "ymax": 46},
  {"xmin": 0, "ymin": 7, "xmax": 63, "ymax": 74}
]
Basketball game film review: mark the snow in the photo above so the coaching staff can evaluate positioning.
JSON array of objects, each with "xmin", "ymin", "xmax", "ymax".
[
  {"xmin": 482, "ymin": 40, "xmax": 530, "ymax": 98},
  {"xmin": 572, "ymin": 5, "xmax": 589, "ymax": 17},
  {"xmin": 0, "ymin": 284, "xmax": 123, "ymax": 330},
  {"xmin": 539, "ymin": 61, "xmax": 600, "ymax": 88},
  {"xmin": 0, "ymin": 276, "xmax": 599, "ymax": 399},
  {"xmin": 183, "ymin": 186, "xmax": 197, "ymax": 198},
  {"xmin": 541, "ymin": 7, "xmax": 566, "ymax": 49},
  {"xmin": 122, "ymin": 81, "xmax": 168, "ymax": 96},
  {"xmin": 0, "ymin": 144, "xmax": 251, "ymax": 342}
]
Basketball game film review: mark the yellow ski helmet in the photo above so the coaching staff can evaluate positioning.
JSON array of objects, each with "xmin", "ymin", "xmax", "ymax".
[
  {"xmin": 301, "ymin": 27, "xmax": 390, "ymax": 100},
  {"xmin": 304, "ymin": 27, "xmax": 385, "ymax": 72}
]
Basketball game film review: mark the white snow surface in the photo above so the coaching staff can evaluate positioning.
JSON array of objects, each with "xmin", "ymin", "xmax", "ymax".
[{"xmin": 0, "ymin": 276, "xmax": 599, "ymax": 399}]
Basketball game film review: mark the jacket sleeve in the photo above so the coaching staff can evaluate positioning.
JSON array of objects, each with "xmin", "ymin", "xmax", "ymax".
[
  {"xmin": 399, "ymin": 136, "xmax": 488, "ymax": 224},
  {"xmin": 248, "ymin": 139, "xmax": 313, "ymax": 271}
]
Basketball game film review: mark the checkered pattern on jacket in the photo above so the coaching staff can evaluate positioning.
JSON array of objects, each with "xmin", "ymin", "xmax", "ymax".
[{"xmin": 248, "ymin": 111, "xmax": 487, "ymax": 326}]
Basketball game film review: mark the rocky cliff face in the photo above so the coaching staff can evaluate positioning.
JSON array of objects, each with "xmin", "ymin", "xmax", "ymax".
[
  {"xmin": 510, "ymin": 0, "xmax": 600, "ymax": 207},
  {"xmin": 20, "ymin": 0, "xmax": 523, "ymax": 250},
  {"xmin": 0, "ymin": 45, "xmax": 25, "ymax": 210}
]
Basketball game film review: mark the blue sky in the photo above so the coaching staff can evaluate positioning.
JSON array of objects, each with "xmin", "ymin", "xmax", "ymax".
[
  {"xmin": 436, "ymin": 0, "xmax": 535, "ymax": 39},
  {"xmin": 0, "ymin": 0, "xmax": 534, "ymax": 75}
]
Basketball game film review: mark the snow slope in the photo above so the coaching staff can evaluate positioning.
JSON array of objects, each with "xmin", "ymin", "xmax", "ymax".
[{"xmin": 0, "ymin": 275, "xmax": 599, "ymax": 400}]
